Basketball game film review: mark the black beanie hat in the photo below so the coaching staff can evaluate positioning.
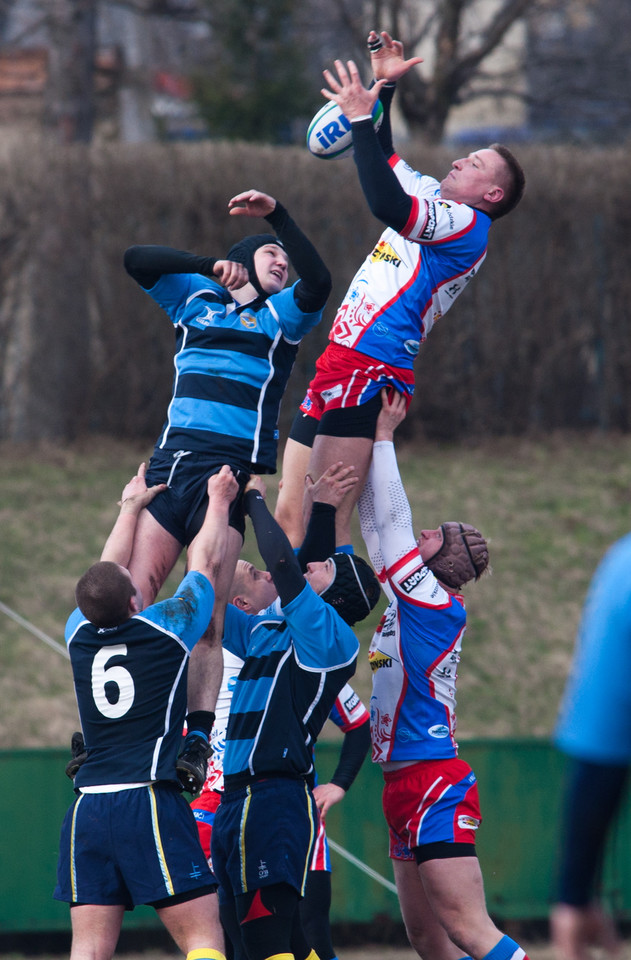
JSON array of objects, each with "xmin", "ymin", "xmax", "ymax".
[
  {"xmin": 320, "ymin": 553, "xmax": 381, "ymax": 626},
  {"xmin": 227, "ymin": 234, "xmax": 284, "ymax": 296}
]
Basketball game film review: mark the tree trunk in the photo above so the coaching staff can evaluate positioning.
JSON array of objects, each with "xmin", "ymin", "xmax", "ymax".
[{"xmin": 43, "ymin": 0, "xmax": 97, "ymax": 144}]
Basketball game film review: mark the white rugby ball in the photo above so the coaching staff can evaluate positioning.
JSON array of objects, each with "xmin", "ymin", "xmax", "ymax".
[{"xmin": 306, "ymin": 99, "xmax": 384, "ymax": 160}]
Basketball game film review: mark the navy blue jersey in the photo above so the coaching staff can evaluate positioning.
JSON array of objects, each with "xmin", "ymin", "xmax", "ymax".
[
  {"xmin": 221, "ymin": 584, "xmax": 359, "ymax": 791},
  {"xmin": 147, "ymin": 275, "xmax": 322, "ymax": 471},
  {"xmin": 65, "ymin": 571, "xmax": 214, "ymax": 787}
]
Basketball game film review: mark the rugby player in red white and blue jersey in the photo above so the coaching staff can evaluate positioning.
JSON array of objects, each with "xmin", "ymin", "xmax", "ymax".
[
  {"xmin": 275, "ymin": 33, "xmax": 525, "ymax": 550},
  {"xmin": 358, "ymin": 390, "xmax": 529, "ymax": 960}
]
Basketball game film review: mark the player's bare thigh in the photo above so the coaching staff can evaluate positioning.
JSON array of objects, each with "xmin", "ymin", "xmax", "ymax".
[
  {"xmin": 418, "ymin": 856, "xmax": 503, "ymax": 957},
  {"xmin": 157, "ymin": 891, "xmax": 224, "ymax": 955},
  {"xmin": 69, "ymin": 903, "xmax": 125, "ymax": 960},
  {"xmin": 274, "ymin": 437, "xmax": 313, "ymax": 547},
  {"xmin": 308, "ymin": 434, "xmax": 373, "ymax": 543},
  {"xmin": 128, "ymin": 509, "xmax": 183, "ymax": 608},
  {"xmin": 392, "ymin": 859, "xmax": 464, "ymax": 960}
]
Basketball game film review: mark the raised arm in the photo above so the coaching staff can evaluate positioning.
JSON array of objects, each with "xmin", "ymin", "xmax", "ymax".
[
  {"xmin": 321, "ymin": 60, "xmax": 413, "ymax": 233},
  {"xmin": 187, "ymin": 465, "xmax": 239, "ymax": 587},
  {"xmin": 124, "ymin": 244, "xmax": 248, "ymax": 293},
  {"xmin": 100, "ymin": 463, "xmax": 166, "ymax": 567},
  {"xmin": 296, "ymin": 462, "xmax": 358, "ymax": 571},
  {"xmin": 243, "ymin": 476, "xmax": 306, "ymax": 606},
  {"xmin": 229, "ymin": 189, "xmax": 331, "ymax": 312},
  {"xmin": 359, "ymin": 390, "xmax": 417, "ymax": 571}
]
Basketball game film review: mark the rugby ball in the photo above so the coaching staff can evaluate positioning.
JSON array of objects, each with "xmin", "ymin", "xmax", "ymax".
[{"xmin": 306, "ymin": 99, "xmax": 384, "ymax": 160}]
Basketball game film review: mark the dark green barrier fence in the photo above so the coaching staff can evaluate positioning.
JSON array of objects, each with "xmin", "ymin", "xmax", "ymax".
[{"xmin": 1, "ymin": 740, "xmax": 629, "ymax": 934}]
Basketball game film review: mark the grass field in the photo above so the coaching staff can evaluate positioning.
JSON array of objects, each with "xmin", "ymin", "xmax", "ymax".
[{"xmin": 2, "ymin": 430, "xmax": 631, "ymax": 749}]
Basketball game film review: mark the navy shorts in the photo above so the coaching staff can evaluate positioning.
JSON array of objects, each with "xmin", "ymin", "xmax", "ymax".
[
  {"xmin": 211, "ymin": 779, "xmax": 318, "ymax": 902},
  {"xmin": 54, "ymin": 782, "xmax": 217, "ymax": 908},
  {"xmin": 145, "ymin": 450, "xmax": 251, "ymax": 545}
]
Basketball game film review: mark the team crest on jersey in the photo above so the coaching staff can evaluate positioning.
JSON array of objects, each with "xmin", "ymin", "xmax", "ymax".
[
  {"xmin": 240, "ymin": 313, "xmax": 257, "ymax": 329},
  {"xmin": 370, "ymin": 240, "xmax": 402, "ymax": 267},
  {"xmin": 399, "ymin": 564, "xmax": 429, "ymax": 593}
]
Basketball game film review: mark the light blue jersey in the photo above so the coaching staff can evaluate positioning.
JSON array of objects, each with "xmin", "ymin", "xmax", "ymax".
[
  {"xmin": 148, "ymin": 273, "xmax": 322, "ymax": 470},
  {"xmin": 555, "ymin": 533, "xmax": 631, "ymax": 764}
]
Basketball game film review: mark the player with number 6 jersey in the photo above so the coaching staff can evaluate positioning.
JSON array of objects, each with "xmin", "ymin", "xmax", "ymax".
[{"xmin": 54, "ymin": 464, "xmax": 237, "ymax": 960}]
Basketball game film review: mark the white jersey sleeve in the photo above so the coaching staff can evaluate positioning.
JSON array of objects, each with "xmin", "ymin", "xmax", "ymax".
[
  {"xmin": 368, "ymin": 440, "xmax": 450, "ymax": 606},
  {"xmin": 390, "ymin": 158, "xmax": 477, "ymax": 245}
]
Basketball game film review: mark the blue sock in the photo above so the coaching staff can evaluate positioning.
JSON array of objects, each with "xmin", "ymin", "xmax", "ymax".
[
  {"xmin": 336, "ymin": 543, "xmax": 354, "ymax": 555},
  {"xmin": 482, "ymin": 935, "xmax": 526, "ymax": 960}
]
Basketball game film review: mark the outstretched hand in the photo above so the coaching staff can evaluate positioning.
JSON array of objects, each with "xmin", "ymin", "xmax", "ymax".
[
  {"xmin": 367, "ymin": 30, "xmax": 424, "ymax": 83},
  {"xmin": 321, "ymin": 59, "xmax": 385, "ymax": 121},
  {"xmin": 304, "ymin": 461, "xmax": 358, "ymax": 511},
  {"xmin": 228, "ymin": 190, "xmax": 276, "ymax": 219},
  {"xmin": 375, "ymin": 388, "xmax": 408, "ymax": 442},
  {"xmin": 118, "ymin": 462, "xmax": 166, "ymax": 513}
]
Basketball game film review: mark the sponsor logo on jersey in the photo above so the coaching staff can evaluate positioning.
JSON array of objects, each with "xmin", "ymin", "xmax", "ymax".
[
  {"xmin": 370, "ymin": 239, "xmax": 402, "ymax": 267},
  {"xmin": 195, "ymin": 305, "xmax": 220, "ymax": 327},
  {"xmin": 437, "ymin": 200, "xmax": 456, "ymax": 230},
  {"xmin": 421, "ymin": 203, "xmax": 437, "ymax": 240},
  {"xmin": 258, "ymin": 859, "xmax": 269, "ymax": 879},
  {"xmin": 368, "ymin": 648, "xmax": 393, "ymax": 671},
  {"xmin": 457, "ymin": 815, "xmax": 480, "ymax": 830},
  {"xmin": 400, "ymin": 564, "xmax": 429, "ymax": 593},
  {"xmin": 240, "ymin": 313, "xmax": 257, "ymax": 329},
  {"xmin": 344, "ymin": 691, "xmax": 361, "ymax": 712},
  {"xmin": 404, "ymin": 339, "xmax": 420, "ymax": 356},
  {"xmin": 428, "ymin": 724, "xmax": 450, "ymax": 738}
]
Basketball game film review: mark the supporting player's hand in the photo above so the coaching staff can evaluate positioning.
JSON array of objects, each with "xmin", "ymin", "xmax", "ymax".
[
  {"xmin": 304, "ymin": 461, "xmax": 358, "ymax": 511},
  {"xmin": 375, "ymin": 388, "xmax": 408, "ymax": 442},
  {"xmin": 550, "ymin": 903, "xmax": 622, "ymax": 960},
  {"xmin": 321, "ymin": 59, "xmax": 385, "ymax": 121},
  {"xmin": 207, "ymin": 465, "xmax": 238, "ymax": 507},
  {"xmin": 367, "ymin": 30, "xmax": 423, "ymax": 83},
  {"xmin": 228, "ymin": 190, "xmax": 276, "ymax": 219},
  {"xmin": 118, "ymin": 462, "xmax": 166, "ymax": 513},
  {"xmin": 212, "ymin": 259, "xmax": 249, "ymax": 291},
  {"xmin": 245, "ymin": 474, "xmax": 267, "ymax": 499},
  {"xmin": 312, "ymin": 781, "xmax": 346, "ymax": 820}
]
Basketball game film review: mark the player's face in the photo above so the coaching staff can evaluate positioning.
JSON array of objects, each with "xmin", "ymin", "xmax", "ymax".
[
  {"xmin": 304, "ymin": 557, "xmax": 335, "ymax": 595},
  {"xmin": 416, "ymin": 528, "xmax": 444, "ymax": 563},
  {"xmin": 254, "ymin": 244, "xmax": 289, "ymax": 294},
  {"xmin": 439, "ymin": 148, "xmax": 505, "ymax": 208},
  {"xmin": 237, "ymin": 560, "xmax": 277, "ymax": 613}
]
